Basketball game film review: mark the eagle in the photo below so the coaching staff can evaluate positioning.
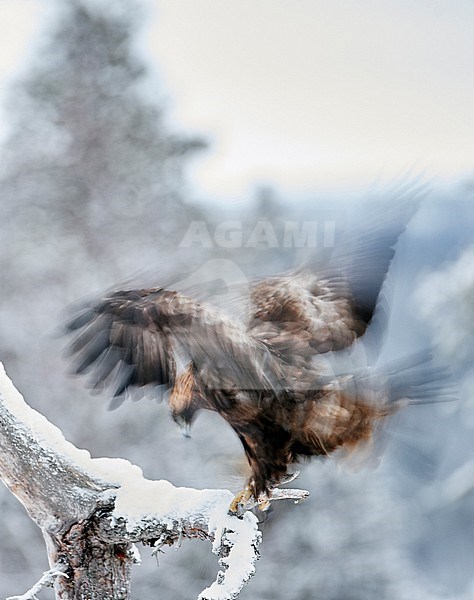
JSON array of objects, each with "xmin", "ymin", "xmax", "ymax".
[{"xmin": 65, "ymin": 191, "xmax": 449, "ymax": 514}]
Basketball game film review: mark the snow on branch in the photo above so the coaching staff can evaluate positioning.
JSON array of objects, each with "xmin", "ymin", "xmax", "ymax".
[
  {"xmin": 0, "ymin": 363, "xmax": 262, "ymax": 599},
  {"xmin": 6, "ymin": 563, "xmax": 69, "ymax": 600},
  {"xmin": 102, "ymin": 480, "xmax": 263, "ymax": 600}
]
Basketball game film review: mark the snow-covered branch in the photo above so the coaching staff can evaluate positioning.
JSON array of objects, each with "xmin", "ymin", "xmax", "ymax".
[{"xmin": 0, "ymin": 363, "xmax": 262, "ymax": 600}]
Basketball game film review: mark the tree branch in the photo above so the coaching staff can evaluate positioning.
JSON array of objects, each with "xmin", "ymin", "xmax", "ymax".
[
  {"xmin": 6, "ymin": 563, "xmax": 69, "ymax": 600},
  {"xmin": 0, "ymin": 363, "xmax": 263, "ymax": 599}
]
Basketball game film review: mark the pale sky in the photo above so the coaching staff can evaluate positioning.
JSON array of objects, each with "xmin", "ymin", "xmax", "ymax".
[{"xmin": 0, "ymin": 0, "xmax": 472, "ymax": 200}]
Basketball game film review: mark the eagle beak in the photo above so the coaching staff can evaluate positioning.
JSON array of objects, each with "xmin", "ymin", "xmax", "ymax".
[{"xmin": 181, "ymin": 422, "xmax": 192, "ymax": 438}]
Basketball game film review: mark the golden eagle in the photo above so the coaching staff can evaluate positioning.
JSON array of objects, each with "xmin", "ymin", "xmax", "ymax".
[{"xmin": 65, "ymin": 193, "xmax": 449, "ymax": 514}]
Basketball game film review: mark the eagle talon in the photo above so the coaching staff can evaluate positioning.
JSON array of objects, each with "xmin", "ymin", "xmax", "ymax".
[
  {"xmin": 257, "ymin": 497, "xmax": 271, "ymax": 512},
  {"xmin": 276, "ymin": 470, "xmax": 300, "ymax": 486},
  {"xmin": 228, "ymin": 486, "xmax": 254, "ymax": 517}
]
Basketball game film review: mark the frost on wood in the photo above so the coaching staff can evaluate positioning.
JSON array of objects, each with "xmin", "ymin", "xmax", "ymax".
[
  {"xmin": 6, "ymin": 564, "xmax": 69, "ymax": 600},
  {"xmin": 0, "ymin": 363, "xmax": 263, "ymax": 600}
]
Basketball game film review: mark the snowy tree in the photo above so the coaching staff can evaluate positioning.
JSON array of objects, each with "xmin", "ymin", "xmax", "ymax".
[{"xmin": 0, "ymin": 0, "xmax": 206, "ymax": 292}]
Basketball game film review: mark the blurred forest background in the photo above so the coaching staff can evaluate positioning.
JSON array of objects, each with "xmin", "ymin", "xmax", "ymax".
[{"xmin": 0, "ymin": 1, "xmax": 473, "ymax": 599}]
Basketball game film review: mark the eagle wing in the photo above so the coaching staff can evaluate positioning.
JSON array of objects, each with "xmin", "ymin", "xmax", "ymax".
[
  {"xmin": 249, "ymin": 273, "xmax": 363, "ymax": 364},
  {"xmin": 326, "ymin": 183, "xmax": 422, "ymax": 325},
  {"xmin": 249, "ymin": 184, "xmax": 424, "ymax": 365},
  {"xmin": 65, "ymin": 287, "xmax": 283, "ymax": 405}
]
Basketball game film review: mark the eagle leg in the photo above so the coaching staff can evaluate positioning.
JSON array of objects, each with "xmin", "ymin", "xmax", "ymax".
[{"xmin": 228, "ymin": 468, "xmax": 302, "ymax": 516}]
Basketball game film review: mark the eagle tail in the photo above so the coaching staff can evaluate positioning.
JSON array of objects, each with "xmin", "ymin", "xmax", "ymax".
[
  {"xmin": 316, "ymin": 351, "xmax": 456, "ymax": 470},
  {"xmin": 372, "ymin": 351, "xmax": 456, "ymax": 408},
  {"xmin": 324, "ymin": 350, "xmax": 456, "ymax": 408}
]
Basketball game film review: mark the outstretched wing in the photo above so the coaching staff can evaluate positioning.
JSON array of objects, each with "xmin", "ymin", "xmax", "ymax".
[
  {"xmin": 65, "ymin": 287, "xmax": 283, "ymax": 402},
  {"xmin": 326, "ymin": 182, "xmax": 422, "ymax": 326},
  {"xmin": 249, "ymin": 184, "xmax": 424, "ymax": 365}
]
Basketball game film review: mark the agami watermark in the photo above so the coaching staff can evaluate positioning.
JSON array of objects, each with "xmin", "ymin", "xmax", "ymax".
[{"xmin": 179, "ymin": 219, "xmax": 337, "ymax": 249}]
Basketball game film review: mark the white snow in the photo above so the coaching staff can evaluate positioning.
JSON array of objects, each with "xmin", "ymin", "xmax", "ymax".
[
  {"xmin": 0, "ymin": 363, "xmax": 156, "ymax": 496},
  {"xmin": 109, "ymin": 474, "xmax": 261, "ymax": 600},
  {"xmin": 200, "ymin": 510, "xmax": 260, "ymax": 600},
  {"xmin": 129, "ymin": 544, "xmax": 141, "ymax": 565},
  {"xmin": 0, "ymin": 362, "xmax": 162, "ymax": 487},
  {"xmin": 0, "ymin": 363, "xmax": 105, "ymax": 473},
  {"xmin": 0, "ymin": 362, "xmax": 261, "ymax": 600}
]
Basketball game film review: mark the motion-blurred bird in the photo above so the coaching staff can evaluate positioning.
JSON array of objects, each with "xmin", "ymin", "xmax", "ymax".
[{"xmin": 65, "ymin": 187, "xmax": 450, "ymax": 514}]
